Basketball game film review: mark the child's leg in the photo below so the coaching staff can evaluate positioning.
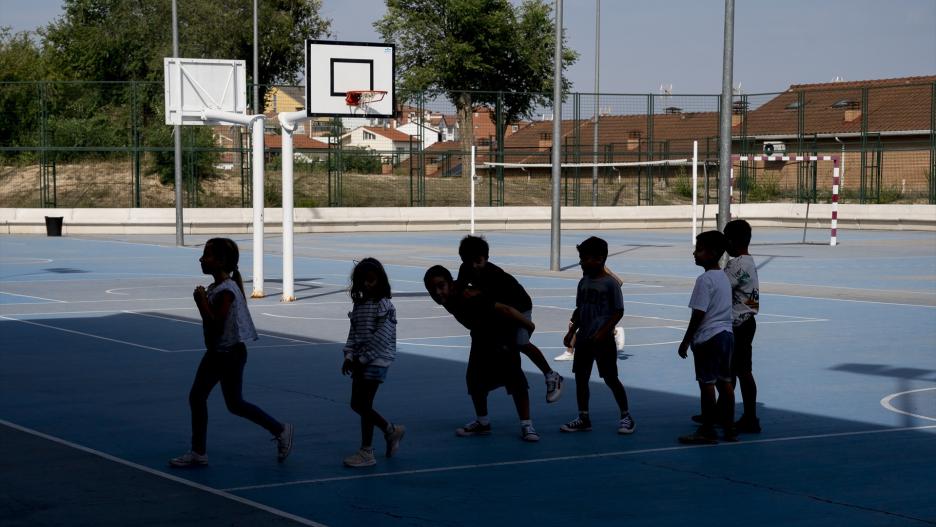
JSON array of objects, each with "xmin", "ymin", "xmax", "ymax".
[
  {"xmin": 350, "ymin": 378, "xmax": 389, "ymax": 448},
  {"xmin": 510, "ymin": 389, "xmax": 531, "ymax": 421},
  {"xmin": 218, "ymin": 346, "xmax": 285, "ymax": 437},
  {"xmin": 188, "ymin": 352, "xmax": 223, "ymax": 455},
  {"xmin": 575, "ymin": 369, "xmax": 591, "ymax": 413},
  {"xmin": 470, "ymin": 392, "xmax": 489, "ymax": 419},
  {"xmin": 521, "ymin": 342, "xmax": 553, "ymax": 376},
  {"xmin": 715, "ymin": 380, "xmax": 736, "ymax": 428},
  {"xmin": 737, "ymin": 371, "xmax": 758, "ymax": 417},
  {"xmin": 698, "ymin": 382, "xmax": 718, "ymax": 427},
  {"xmin": 604, "ymin": 377, "xmax": 630, "ymax": 414}
]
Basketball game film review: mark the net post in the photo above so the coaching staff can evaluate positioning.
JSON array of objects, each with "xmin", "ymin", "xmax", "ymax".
[
  {"xmin": 278, "ymin": 109, "xmax": 308, "ymax": 302},
  {"xmin": 692, "ymin": 140, "xmax": 698, "ymax": 245},
  {"xmin": 831, "ymin": 159, "xmax": 840, "ymax": 246}
]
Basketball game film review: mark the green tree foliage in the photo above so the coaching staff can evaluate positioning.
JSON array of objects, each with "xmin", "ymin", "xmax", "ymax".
[
  {"xmin": 0, "ymin": 29, "xmax": 46, "ymax": 155},
  {"xmin": 375, "ymin": 0, "xmax": 577, "ymax": 153}
]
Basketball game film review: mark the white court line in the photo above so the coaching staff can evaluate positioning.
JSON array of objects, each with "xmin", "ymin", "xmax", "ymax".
[
  {"xmin": 881, "ymin": 388, "xmax": 936, "ymax": 423},
  {"xmin": 0, "ymin": 290, "xmax": 66, "ymax": 303},
  {"xmin": 0, "ymin": 419, "xmax": 329, "ymax": 526},
  {"xmin": 0, "ymin": 315, "xmax": 169, "ymax": 352},
  {"xmin": 766, "ymin": 293, "xmax": 936, "ymax": 309},
  {"xmin": 122, "ymin": 311, "xmax": 317, "ymax": 345},
  {"xmin": 221, "ymin": 423, "xmax": 936, "ymax": 492},
  {"xmin": 261, "ymin": 312, "xmax": 450, "ymax": 322},
  {"xmin": 166, "ymin": 342, "xmax": 336, "ymax": 353},
  {"xmin": 0, "ymin": 257, "xmax": 53, "ymax": 264}
]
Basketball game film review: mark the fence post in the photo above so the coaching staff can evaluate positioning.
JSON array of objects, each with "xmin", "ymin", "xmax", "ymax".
[{"xmin": 930, "ymin": 82, "xmax": 936, "ymax": 204}]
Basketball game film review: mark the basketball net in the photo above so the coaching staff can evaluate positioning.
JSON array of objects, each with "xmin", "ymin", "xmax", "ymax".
[{"xmin": 345, "ymin": 90, "xmax": 387, "ymax": 116}]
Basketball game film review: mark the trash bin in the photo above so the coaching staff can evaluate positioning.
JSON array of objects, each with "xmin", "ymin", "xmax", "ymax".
[{"xmin": 44, "ymin": 216, "xmax": 63, "ymax": 237}]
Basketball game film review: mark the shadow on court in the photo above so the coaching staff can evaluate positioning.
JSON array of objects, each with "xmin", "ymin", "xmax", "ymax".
[{"xmin": 2, "ymin": 313, "xmax": 935, "ymax": 527}]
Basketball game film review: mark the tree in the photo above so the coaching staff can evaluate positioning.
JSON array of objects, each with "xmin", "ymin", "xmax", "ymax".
[
  {"xmin": 375, "ymin": 0, "xmax": 577, "ymax": 156},
  {"xmin": 0, "ymin": 29, "xmax": 47, "ymax": 156}
]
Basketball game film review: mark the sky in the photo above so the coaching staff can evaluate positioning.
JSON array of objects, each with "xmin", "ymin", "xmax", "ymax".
[{"xmin": 4, "ymin": 0, "xmax": 935, "ymax": 95}]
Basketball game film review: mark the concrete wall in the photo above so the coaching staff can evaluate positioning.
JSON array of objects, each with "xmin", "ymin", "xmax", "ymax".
[{"xmin": 2, "ymin": 204, "xmax": 934, "ymax": 235}]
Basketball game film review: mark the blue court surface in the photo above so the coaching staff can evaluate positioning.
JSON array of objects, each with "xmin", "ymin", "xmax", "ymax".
[{"xmin": 1, "ymin": 227, "xmax": 934, "ymax": 526}]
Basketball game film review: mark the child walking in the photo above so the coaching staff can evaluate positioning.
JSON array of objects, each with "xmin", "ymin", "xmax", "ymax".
[
  {"xmin": 724, "ymin": 220, "xmax": 761, "ymax": 433},
  {"xmin": 677, "ymin": 230, "xmax": 735, "ymax": 444},
  {"xmin": 555, "ymin": 266, "xmax": 626, "ymax": 361},
  {"xmin": 456, "ymin": 235, "xmax": 564, "ymax": 403},
  {"xmin": 170, "ymin": 238, "xmax": 293, "ymax": 467},
  {"xmin": 424, "ymin": 265, "xmax": 541, "ymax": 442},
  {"xmin": 342, "ymin": 258, "xmax": 405, "ymax": 468},
  {"xmin": 560, "ymin": 237, "xmax": 636, "ymax": 435}
]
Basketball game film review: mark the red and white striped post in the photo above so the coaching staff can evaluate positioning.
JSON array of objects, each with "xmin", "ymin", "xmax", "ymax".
[{"xmin": 831, "ymin": 159, "xmax": 840, "ymax": 246}]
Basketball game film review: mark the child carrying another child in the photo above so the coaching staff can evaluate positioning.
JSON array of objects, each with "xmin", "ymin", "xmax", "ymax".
[
  {"xmin": 424, "ymin": 265, "xmax": 541, "ymax": 442},
  {"xmin": 456, "ymin": 235, "xmax": 563, "ymax": 403},
  {"xmin": 341, "ymin": 258, "xmax": 405, "ymax": 468},
  {"xmin": 560, "ymin": 237, "xmax": 636, "ymax": 435},
  {"xmin": 677, "ymin": 230, "xmax": 736, "ymax": 444},
  {"xmin": 170, "ymin": 238, "xmax": 293, "ymax": 467}
]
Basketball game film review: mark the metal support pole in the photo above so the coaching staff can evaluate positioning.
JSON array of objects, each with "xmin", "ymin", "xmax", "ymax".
[
  {"xmin": 278, "ymin": 109, "xmax": 307, "ymax": 302},
  {"xmin": 592, "ymin": 0, "xmax": 600, "ymax": 207},
  {"xmin": 172, "ymin": 0, "xmax": 183, "ymax": 246},
  {"xmin": 470, "ymin": 145, "xmax": 477, "ymax": 234},
  {"xmin": 550, "ymin": 0, "xmax": 563, "ymax": 271},
  {"xmin": 717, "ymin": 0, "xmax": 735, "ymax": 232},
  {"xmin": 692, "ymin": 140, "xmax": 698, "ymax": 245},
  {"xmin": 251, "ymin": 117, "xmax": 265, "ymax": 298},
  {"xmin": 253, "ymin": 0, "xmax": 260, "ymax": 114}
]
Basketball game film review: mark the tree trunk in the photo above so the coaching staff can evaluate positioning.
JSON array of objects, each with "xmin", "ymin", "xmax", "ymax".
[{"xmin": 456, "ymin": 92, "xmax": 474, "ymax": 177}]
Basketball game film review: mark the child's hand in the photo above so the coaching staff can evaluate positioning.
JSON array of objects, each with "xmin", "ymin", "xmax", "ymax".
[
  {"xmin": 523, "ymin": 319, "xmax": 536, "ymax": 334},
  {"xmin": 193, "ymin": 286, "xmax": 207, "ymax": 305},
  {"xmin": 563, "ymin": 330, "xmax": 575, "ymax": 348},
  {"xmin": 341, "ymin": 358, "xmax": 354, "ymax": 376},
  {"xmin": 677, "ymin": 340, "xmax": 690, "ymax": 359}
]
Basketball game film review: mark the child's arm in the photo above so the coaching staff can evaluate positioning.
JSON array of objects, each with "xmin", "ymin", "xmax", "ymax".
[
  {"xmin": 493, "ymin": 302, "xmax": 535, "ymax": 333},
  {"xmin": 591, "ymin": 308, "xmax": 624, "ymax": 343},
  {"xmin": 194, "ymin": 286, "xmax": 233, "ymax": 339},
  {"xmin": 563, "ymin": 308, "xmax": 580, "ymax": 348},
  {"xmin": 604, "ymin": 266, "xmax": 624, "ymax": 287},
  {"xmin": 678, "ymin": 309, "xmax": 706, "ymax": 358},
  {"xmin": 358, "ymin": 302, "xmax": 396, "ymax": 363},
  {"xmin": 342, "ymin": 310, "xmax": 357, "ymax": 374}
]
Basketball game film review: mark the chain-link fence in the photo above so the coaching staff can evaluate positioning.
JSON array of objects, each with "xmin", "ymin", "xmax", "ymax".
[{"xmin": 2, "ymin": 80, "xmax": 934, "ymax": 208}]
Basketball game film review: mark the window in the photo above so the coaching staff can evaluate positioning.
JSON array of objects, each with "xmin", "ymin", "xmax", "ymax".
[
  {"xmin": 831, "ymin": 99, "xmax": 859, "ymax": 110},
  {"xmin": 363, "ymin": 131, "xmax": 376, "ymax": 140},
  {"xmin": 511, "ymin": 125, "xmax": 519, "ymax": 132},
  {"xmin": 785, "ymin": 101, "xmax": 803, "ymax": 110},
  {"xmin": 539, "ymin": 132, "xmax": 551, "ymax": 140}
]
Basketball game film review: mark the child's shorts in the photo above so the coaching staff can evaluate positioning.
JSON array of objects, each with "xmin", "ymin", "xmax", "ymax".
[
  {"xmin": 691, "ymin": 330, "xmax": 734, "ymax": 384},
  {"xmin": 466, "ymin": 339, "xmax": 529, "ymax": 396},
  {"xmin": 352, "ymin": 363, "xmax": 389, "ymax": 383},
  {"xmin": 573, "ymin": 336, "xmax": 618, "ymax": 379},
  {"xmin": 513, "ymin": 310, "xmax": 533, "ymax": 347},
  {"xmin": 731, "ymin": 317, "xmax": 756, "ymax": 374}
]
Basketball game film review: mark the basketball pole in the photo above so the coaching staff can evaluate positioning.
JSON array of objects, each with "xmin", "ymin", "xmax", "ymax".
[
  {"xmin": 549, "ymin": 0, "xmax": 563, "ymax": 272},
  {"xmin": 591, "ymin": 0, "xmax": 600, "ymax": 207},
  {"xmin": 470, "ymin": 145, "xmax": 476, "ymax": 235},
  {"xmin": 692, "ymin": 140, "xmax": 698, "ymax": 245},
  {"xmin": 278, "ymin": 110, "xmax": 307, "ymax": 303},
  {"xmin": 171, "ymin": 0, "xmax": 183, "ymax": 246},
  {"xmin": 717, "ymin": 0, "xmax": 735, "ymax": 233}
]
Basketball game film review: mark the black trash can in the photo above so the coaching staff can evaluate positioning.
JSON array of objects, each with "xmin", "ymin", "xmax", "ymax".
[{"xmin": 44, "ymin": 216, "xmax": 63, "ymax": 237}]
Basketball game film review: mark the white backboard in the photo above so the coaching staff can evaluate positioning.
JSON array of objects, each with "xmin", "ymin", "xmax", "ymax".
[
  {"xmin": 164, "ymin": 58, "xmax": 247, "ymax": 125},
  {"xmin": 305, "ymin": 40, "xmax": 395, "ymax": 118}
]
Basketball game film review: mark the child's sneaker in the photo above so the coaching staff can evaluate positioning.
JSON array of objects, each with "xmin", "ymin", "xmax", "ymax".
[
  {"xmin": 735, "ymin": 415, "xmax": 762, "ymax": 434},
  {"xmin": 274, "ymin": 422, "xmax": 294, "ymax": 462},
  {"xmin": 343, "ymin": 447, "xmax": 376, "ymax": 468},
  {"xmin": 384, "ymin": 424, "xmax": 405, "ymax": 457},
  {"xmin": 678, "ymin": 426, "xmax": 719, "ymax": 445},
  {"xmin": 169, "ymin": 451, "xmax": 208, "ymax": 467},
  {"xmin": 545, "ymin": 371, "xmax": 563, "ymax": 403},
  {"xmin": 554, "ymin": 349, "xmax": 574, "ymax": 361},
  {"xmin": 521, "ymin": 424, "xmax": 540, "ymax": 442},
  {"xmin": 722, "ymin": 425, "xmax": 739, "ymax": 442},
  {"xmin": 559, "ymin": 415, "xmax": 592, "ymax": 432},
  {"xmin": 614, "ymin": 326, "xmax": 626, "ymax": 351},
  {"xmin": 617, "ymin": 413, "xmax": 636, "ymax": 435},
  {"xmin": 456, "ymin": 420, "xmax": 492, "ymax": 437}
]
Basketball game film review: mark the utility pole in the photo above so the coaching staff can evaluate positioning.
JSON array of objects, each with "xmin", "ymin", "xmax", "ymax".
[
  {"xmin": 718, "ymin": 0, "xmax": 735, "ymax": 232},
  {"xmin": 172, "ymin": 0, "xmax": 183, "ymax": 246},
  {"xmin": 550, "ymin": 0, "xmax": 563, "ymax": 271}
]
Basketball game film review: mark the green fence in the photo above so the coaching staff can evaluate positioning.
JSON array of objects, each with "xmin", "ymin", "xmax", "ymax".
[{"xmin": 2, "ymin": 80, "xmax": 934, "ymax": 208}]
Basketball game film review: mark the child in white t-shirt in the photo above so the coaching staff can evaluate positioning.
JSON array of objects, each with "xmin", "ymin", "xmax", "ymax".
[
  {"xmin": 677, "ymin": 230, "xmax": 735, "ymax": 444},
  {"xmin": 724, "ymin": 220, "xmax": 761, "ymax": 433}
]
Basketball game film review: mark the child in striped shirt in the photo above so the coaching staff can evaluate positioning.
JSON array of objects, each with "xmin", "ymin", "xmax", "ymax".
[{"xmin": 341, "ymin": 258, "xmax": 405, "ymax": 467}]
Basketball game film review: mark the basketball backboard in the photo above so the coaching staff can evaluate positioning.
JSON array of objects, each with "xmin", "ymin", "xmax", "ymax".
[
  {"xmin": 164, "ymin": 58, "xmax": 247, "ymax": 125},
  {"xmin": 305, "ymin": 40, "xmax": 395, "ymax": 118}
]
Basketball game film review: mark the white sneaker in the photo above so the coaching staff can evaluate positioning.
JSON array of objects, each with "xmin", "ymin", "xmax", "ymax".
[
  {"xmin": 614, "ymin": 327, "xmax": 625, "ymax": 351},
  {"xmin": 521, "ymin": 424, "xmax": 540, "ymax": 442},
  {"xmin": 169, "ymin": 450, "xmax": 208, "ymax": 467},
  {"xmin": 554, "ymin": 350, "xmax": 574, "ymax": 361},
  {"xmin": 545, "ymin": 371, "xmax": 563, "ymax": 403},
  {"xmin": 343, "ymin": 447, "xmax": 377, "ymax": 468}
]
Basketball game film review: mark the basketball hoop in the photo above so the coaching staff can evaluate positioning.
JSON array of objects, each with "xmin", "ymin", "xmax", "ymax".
[{"xmin": 345, "ymin": 90, "xmax": 387, "ymax": 115}]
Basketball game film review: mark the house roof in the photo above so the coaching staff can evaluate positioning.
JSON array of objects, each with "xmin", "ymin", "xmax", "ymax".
[
  {"xmin": 264, "ymin": 134, "xmax": 330, "ymax": 150},
  {"xmin": 424, "ymin": 140, "xmax": 460, "ymax": 153},
  {"xmin": 362, "ymin": 126, "xmax": 417, "ymax": 142},
  {"xmin": 744, "ymin": 75, "xmax": 936, "ymax": 136}
]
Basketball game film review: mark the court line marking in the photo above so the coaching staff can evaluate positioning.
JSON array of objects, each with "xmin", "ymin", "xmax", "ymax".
[
  {"xmin": 122, "ymin": 311, "xmax": 318, "ymax": 346},
  {"xmin": 765, "ymin": 293, "xmax": 936, "ymax": 309},
  {"xmin": 0, "ymin": 421, "xmax": 328, "ymax": 526},
  {"xmin": 221, "ymin": 423, "xmax": 936, "ymax": 492},
  {"xmin": 0, "ymin": 290, "xmax": 67, "ymax": 303},
  {"xmin": 0, "ymin": 315, "xmax": 169, "ymax": 352},
  {"xmin": 0, "ymin": 257, "xmax": 54, "ymax": 264},
  {"xmin": 880, "ymin": 388, "xmax": 936, "ymax": 423},
  {"xmin": 167, "ymin": 342, "xmax": 333, "ymax": 353},
  {"xmin": 261, "ymin": 312, "xmax": 449, "ymax": 322}
]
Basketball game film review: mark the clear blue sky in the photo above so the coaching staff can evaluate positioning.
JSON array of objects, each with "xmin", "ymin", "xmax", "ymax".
[{"xmin": 5, "ymin": 0, "xmax": 935, "ymax": 94}]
